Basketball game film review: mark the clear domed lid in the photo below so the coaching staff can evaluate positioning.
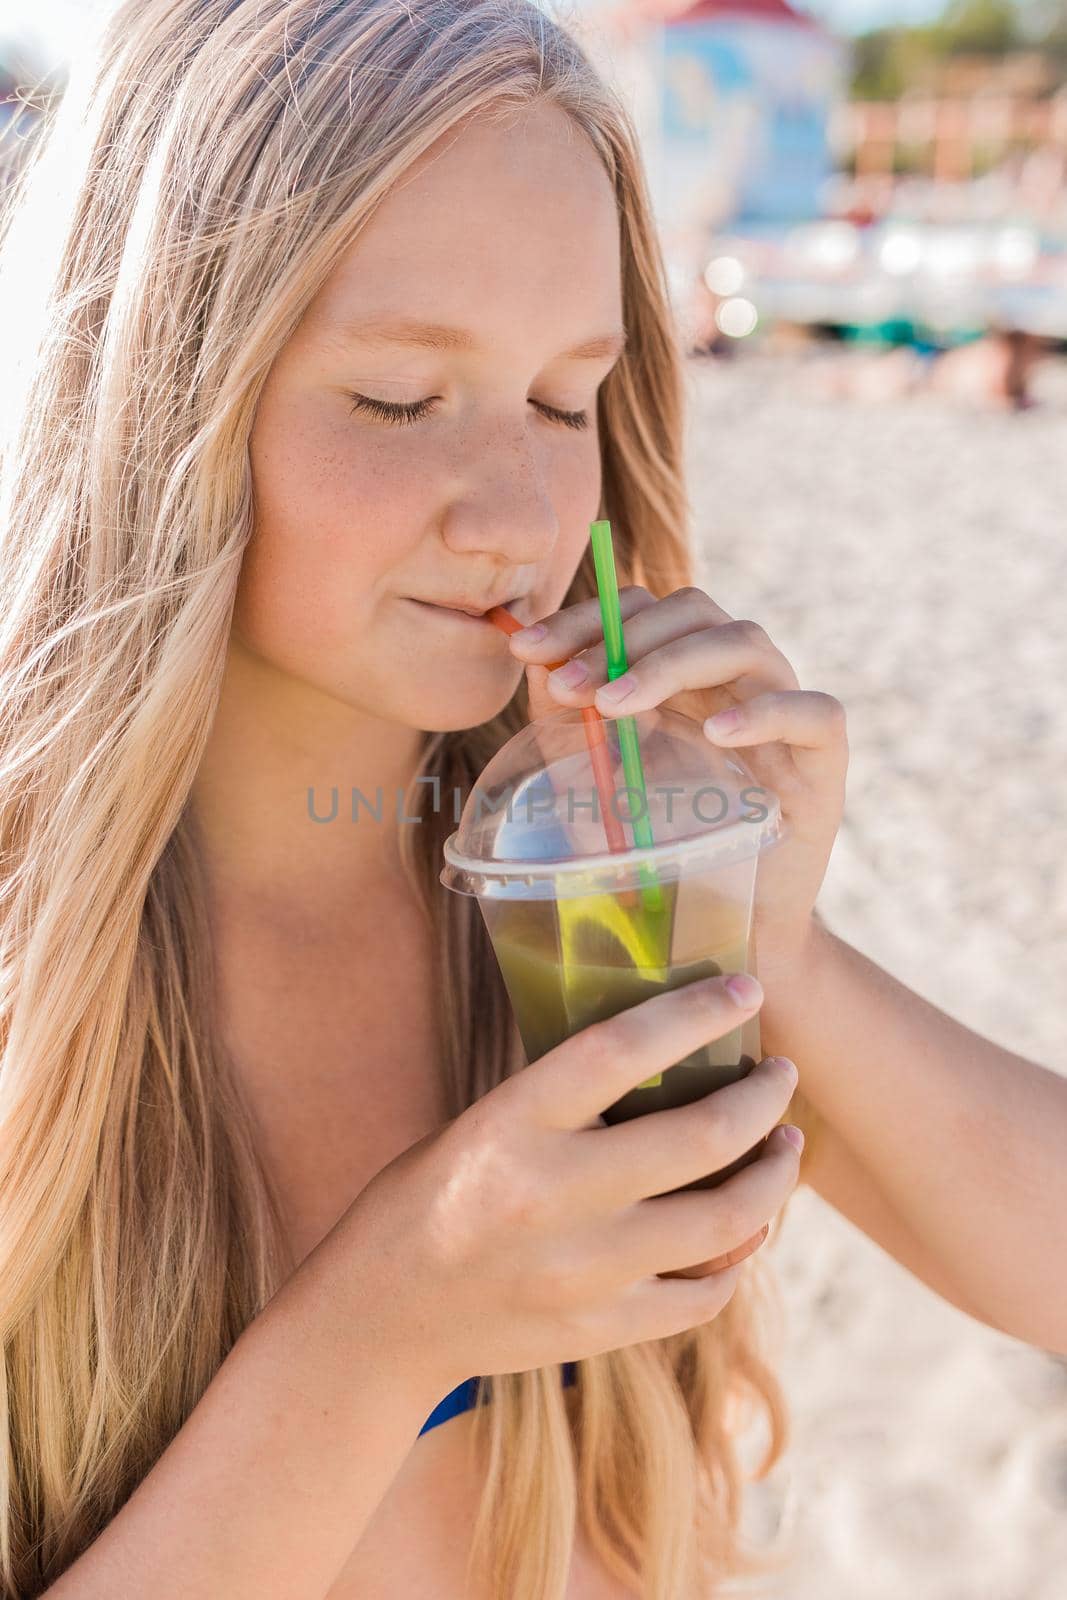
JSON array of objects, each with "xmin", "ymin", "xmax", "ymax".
[{"xmin": 440, "ymin": 705, "xmax": 785, "ymax": 900}]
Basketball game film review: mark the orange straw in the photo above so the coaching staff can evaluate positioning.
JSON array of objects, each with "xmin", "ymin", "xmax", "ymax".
[{"xmin": 486, "ymin": 604, "xmax": 639, "ymax": 910}]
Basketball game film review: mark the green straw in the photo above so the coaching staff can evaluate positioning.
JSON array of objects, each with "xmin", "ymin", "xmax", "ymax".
[{"xmin": 589, "ymin": 520, "xmax": 664, "ymax": 916}]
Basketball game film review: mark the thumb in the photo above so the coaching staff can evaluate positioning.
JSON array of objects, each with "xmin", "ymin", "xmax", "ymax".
[{"xmin": 523, "ymin": 661, "xmax": 563, "ymax": 724}]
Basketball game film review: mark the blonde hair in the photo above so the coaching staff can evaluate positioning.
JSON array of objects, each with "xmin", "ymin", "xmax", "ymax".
[{"xmin": 0, "ymin": 3, "xmax": 819, "ymax": 1594}]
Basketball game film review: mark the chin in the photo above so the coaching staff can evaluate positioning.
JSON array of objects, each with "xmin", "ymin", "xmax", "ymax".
[{"xmin": 414, "ymin": 680, "xmax": 522, "ymax": 735}]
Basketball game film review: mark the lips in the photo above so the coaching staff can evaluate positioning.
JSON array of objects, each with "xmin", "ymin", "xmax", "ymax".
[{"xmin": 413, "ymin": 596, "xmax": 524, "ymax": 620}]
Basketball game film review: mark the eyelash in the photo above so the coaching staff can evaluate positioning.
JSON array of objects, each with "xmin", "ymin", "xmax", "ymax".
[{"xmin": 346, "ymin": 393, "xmax": 590, "ymax": 431}]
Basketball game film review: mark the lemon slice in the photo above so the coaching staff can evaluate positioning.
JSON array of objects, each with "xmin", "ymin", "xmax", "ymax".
[
  {"xmin": 557, "ymin": 890, "xmax": 673, "ymax": 1088},
  {"xmin": 557, "ymin": 891, "xmax": 668, "ymax": 972}
]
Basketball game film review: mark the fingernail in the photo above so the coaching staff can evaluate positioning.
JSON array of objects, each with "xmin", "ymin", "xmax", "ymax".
[
  {"xmin": 735, "ymin": 1228, "xmax": 767, "ymax": 1267},
  {"xmin": 597, "ymin": 673, "xmax": 635, "ymax": 703},
  {"xmin": 780, "ymin": 1124, "xmax": 805, "ymax": 1152},
  {"xmin": 726, "ymin": 1227, "xmax": 769, "ymax": 1267},
  {"xmin": 724, "ymin": 973, "xmax": 763, "ymax": 1007},
  {"xmin": 705, "ymin": 708, "xmax": 744, "ymax": 737},
  {"xmin": 767, "ymin": 1056, "xmax": 798, "ymax": 1084},
  {"xmin": 743, "ymin": 1224, "xmax": 771, "ymax": 1258},
  {"xmin": 549, "ymin": 659, "xmax": 588, "ymax": 689},
  {"xmin": 511, "ymin": 623, "xmax": 546, "ymax": 644}
]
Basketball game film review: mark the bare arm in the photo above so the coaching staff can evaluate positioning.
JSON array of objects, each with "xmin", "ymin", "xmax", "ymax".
[
  {"xmin": 760, "ymin": 916, "xmax": 1067, "ymax": 1355},
  {"xmin": 44, "ymin": 1214, "xmax": 444, "ymax": 1600}
]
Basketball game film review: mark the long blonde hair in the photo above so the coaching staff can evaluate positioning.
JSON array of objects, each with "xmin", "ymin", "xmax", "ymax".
[{"xmin": 0, "ymin": 3, "xmax": 818, "ymax": 1594}]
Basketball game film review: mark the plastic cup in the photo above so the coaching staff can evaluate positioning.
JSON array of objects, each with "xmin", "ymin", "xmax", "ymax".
[{"xmin": 440, "ymin": 705, "xmax": 786, "ymax": 1197}]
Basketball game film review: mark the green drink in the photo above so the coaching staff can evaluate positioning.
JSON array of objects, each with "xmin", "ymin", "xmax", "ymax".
[
  {"xmin": 441, "ymin": 705, "xmax": 784, "ymax": 1199},
  {"xmin": 481, "ymin": 883, "xmax": 763, "ymax": 1194}
]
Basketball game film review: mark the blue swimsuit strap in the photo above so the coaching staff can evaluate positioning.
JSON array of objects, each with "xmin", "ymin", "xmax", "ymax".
[{"xmin": 418, "ymin": 1362, "xmax": 578, "ymax": 1437}]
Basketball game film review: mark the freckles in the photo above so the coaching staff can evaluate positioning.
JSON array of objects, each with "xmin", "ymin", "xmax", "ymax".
[
  {"xmin": 556, "ymin": 454, "xmax": 602, "ymax": 543},
  {"xmin": 278, "ymin": 442, "xmax": 422, "ymax": 616},
  {"xmin": 263, "ymin": 433, "xmax": 365, "ymax": 556},
  {"xmin": 241, "ymin": 402, "xmax": 402, "ymax": 667},
  {"xmin": 247, "ymin": 427, "xmax": 351, "ymax": 590}
]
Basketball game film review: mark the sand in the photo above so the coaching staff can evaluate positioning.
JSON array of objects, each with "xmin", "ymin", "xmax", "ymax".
[{"xmin": 681, "ymin": 348, "xmax": 1067, "ymax": 1598}]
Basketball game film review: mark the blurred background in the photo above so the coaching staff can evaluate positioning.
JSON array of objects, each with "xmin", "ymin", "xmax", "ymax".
[{"xmin": 2, "ymin": 3, "xmax": 1065, "ymax": 1597}]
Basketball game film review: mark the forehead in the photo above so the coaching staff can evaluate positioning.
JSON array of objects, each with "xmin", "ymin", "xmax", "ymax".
[{"xmin": 305, "ymin": 103, "xmax": 624, "ymax": 348}]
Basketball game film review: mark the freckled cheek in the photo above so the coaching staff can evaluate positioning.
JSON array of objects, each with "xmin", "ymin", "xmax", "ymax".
[
  {"xmin": 237, "ymin": 422, "xmax": 427, "ymax": 663},
  {"xmin": 550, "ymin": 443, "xmax": 603, "ymax": 589}
]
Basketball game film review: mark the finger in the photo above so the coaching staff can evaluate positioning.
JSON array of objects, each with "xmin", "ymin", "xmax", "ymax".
[
  {"xmin": 617, "ymin": 1260, "xmax": 744, "ymax": 1347},
  {"xmin": 511, "ymin": 971, "xmax": 765, "ymax": 1135},
  {"xmin": 586, "ymin": 618, "xmax": 796, "ymax": 713},
  {"xmin": 506, "ymin": 585, "xmax": 657, "ymax": 662},
  {"xmin": 581, "ymin": 1052, "xmax": 798, "ymax": 1206},
  {"xmin": 704, "ymin": 689, "xmax": 849, "ymax": 785},
  {"xmin": 543, "ymin": 619, "xmax": 797, "ymax": 713},
  {"xmin": 657, "ymin": 1221, "xmax": 770, "ymax": 1280},
  {"xmin": 624, "ymin": 1123, "xmax": 802, "ymax": 1280},
  {"xmin": 511, "ymin": 585, "xmax": 727, "ymax": 666}
]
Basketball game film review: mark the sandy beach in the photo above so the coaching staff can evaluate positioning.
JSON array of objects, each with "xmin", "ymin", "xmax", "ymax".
[{"xmin": 682, "ymin": 349, "xmax": 1067, "ymax": 1598}]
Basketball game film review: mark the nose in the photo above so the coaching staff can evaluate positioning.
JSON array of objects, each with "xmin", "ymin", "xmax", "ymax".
[{"xmin": 438, "ymin": 425, "xmax": 561, "ymax": 568}]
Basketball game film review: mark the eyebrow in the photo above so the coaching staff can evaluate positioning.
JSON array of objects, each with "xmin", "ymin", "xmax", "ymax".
[{"xmin": 321, "ymin": 315, "xmax": 628, "ymax": 363}]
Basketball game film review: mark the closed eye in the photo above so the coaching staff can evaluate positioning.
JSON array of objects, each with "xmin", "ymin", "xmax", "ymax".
[{"xmin": 346, "ymin": 393, "xmax": 590, "ymax": 431}]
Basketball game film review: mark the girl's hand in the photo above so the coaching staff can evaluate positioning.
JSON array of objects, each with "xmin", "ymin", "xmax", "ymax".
[
  {"xmin": 507, "ymin": 585, "xmax": 848, "ymax": 974},
  {"xmin": 338, "ymin": 974, "xmax": 801, "ymax": 1390}
]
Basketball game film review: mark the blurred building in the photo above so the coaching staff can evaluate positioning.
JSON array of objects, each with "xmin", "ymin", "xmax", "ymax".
[
  {"xmin": 838, "ymin": 54, "xmax": 1067, "ymax": 231},
  {"xmin": 602, "ymin": 0, "xmax": 846, "ymax": 262}
]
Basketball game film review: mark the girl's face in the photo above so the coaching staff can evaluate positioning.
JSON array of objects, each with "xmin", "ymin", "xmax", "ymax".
[{"xmin": 239, "ymin": 101, "xmax": 625, "ymax": 734}]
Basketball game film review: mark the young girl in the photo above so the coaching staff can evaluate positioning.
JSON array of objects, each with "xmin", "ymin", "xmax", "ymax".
[{"xmin": 1, "ymin": 4, "xmax": 1064, "ymax": 1599}]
